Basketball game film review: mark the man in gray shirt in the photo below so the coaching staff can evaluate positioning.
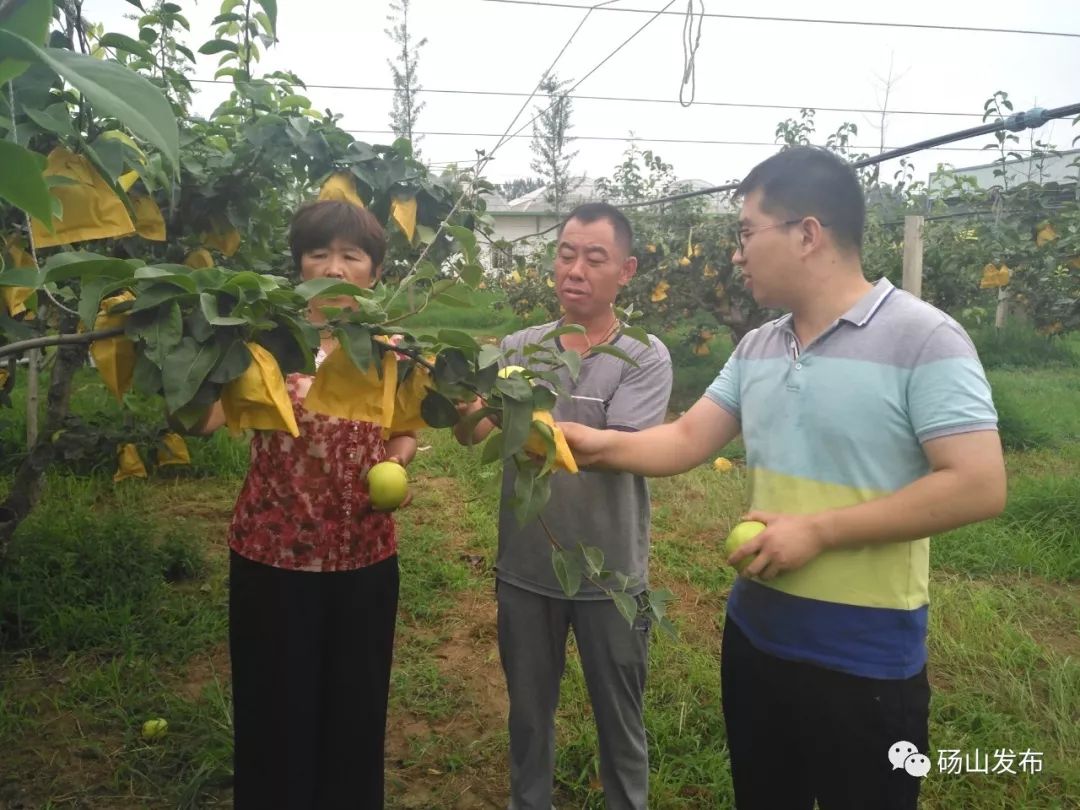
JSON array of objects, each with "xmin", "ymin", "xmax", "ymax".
[{"xmin": 456, "ymin": 203, "xmax": 672, "ymax": 810}]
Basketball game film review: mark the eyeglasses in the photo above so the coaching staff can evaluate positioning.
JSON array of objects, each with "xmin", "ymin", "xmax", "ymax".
[{"xmin": 735, "ymin": 218, "xmax": 829, "ymax": 252}]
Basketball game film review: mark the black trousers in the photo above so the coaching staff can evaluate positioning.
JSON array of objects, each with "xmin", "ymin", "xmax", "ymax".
[
  {"xmin": 228, "ymin": 551, "xmax": 399, "ymax": 810},
  {"xmin": 721, "ymin": 616, "xmax": 930, "ymax": 810}
]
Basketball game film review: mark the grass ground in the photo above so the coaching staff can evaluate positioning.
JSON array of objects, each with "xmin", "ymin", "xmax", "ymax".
[{"xmin": 1, "ymin": 324, "xmax": 1077, "ymax": 809}]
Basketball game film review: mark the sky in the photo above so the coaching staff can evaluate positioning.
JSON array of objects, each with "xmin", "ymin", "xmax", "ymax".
[{"xmin": 90, "ymin": 0, "xmax": 1080, "ymax": 193}]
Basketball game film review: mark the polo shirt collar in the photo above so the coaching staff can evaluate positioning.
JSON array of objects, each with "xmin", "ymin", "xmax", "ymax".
[
  {"xmin": 774, "ymin": 277, "xmax": 895, "ymax": 341},
  {"xmin": 840, "ymin": 277, "xmax": 895, "ymax": 326}
]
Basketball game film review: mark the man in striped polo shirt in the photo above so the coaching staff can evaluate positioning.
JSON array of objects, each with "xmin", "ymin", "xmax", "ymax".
[{"xmin": 560, "ymin": 146, "xmax": 1007, "ymax": 809}]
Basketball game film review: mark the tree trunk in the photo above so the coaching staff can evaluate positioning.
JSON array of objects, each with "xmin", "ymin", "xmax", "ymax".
[
  {"xmin": 25, "ymin": 348, "xmax": 39, "ymax": 446},
  {"xmin": 0, "ymin": 314, "xmax": 87, "ymax": 564}
]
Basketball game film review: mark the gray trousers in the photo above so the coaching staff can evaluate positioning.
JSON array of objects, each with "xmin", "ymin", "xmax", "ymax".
[{"xmin": 497, "ymin": 579, "xmax": 649, "ymax": 810}]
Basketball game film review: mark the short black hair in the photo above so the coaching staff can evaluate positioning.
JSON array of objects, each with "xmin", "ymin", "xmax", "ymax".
[
  {"xmin": 736, "ymin": 146, "xmax": 864, "ymax": 253},
  {"xmin": 560, "ymin": 202, "xmax": 633, "ymax": 256},
  {"xmin": 289, "ymin": 200, "xmax": 387, "ymax": 270}
]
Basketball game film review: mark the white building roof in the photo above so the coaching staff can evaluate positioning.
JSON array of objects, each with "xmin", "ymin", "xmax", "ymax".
[{"xmin": 929, "ymin": 148, "xmax": 1080, "ymax": 192}]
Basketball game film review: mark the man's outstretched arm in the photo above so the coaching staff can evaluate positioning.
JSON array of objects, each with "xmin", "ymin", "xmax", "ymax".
[{"xmin": 560, "ymin": 396, "xmax": 740, "ymax": 477}]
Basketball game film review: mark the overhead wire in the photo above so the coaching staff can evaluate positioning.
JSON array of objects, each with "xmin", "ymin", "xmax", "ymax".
[
  {"xmin": 483, "ymin": 0, "xmax": 624, "ymax": 161},
  {"xmin": 490, "ymin": 0, "xmax": 679, "ymax": 155},
  {"xmin": 500, "ymin": 102, "xmax": 1080, "ymax": 241},
  {"xmin": 678, "ymin": 0, "xmax": 704, "ymax": 107},
  {"xmin": 341, "ymin": 127, "xmax": 1048, "ymax": 153},
  {"xmin": 481, "ymin": 0, "xmax": 1080, "ymax": 40},
  {"xmin": 612, "ymin": 102, "xmax": 1080, "ymax": 210},
  {"xmin": 185, "ymin": 78, "xmax": 987, "ymax": 119}
]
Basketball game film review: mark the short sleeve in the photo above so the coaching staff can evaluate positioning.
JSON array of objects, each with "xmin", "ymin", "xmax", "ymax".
[
  {"xmin": 498, "ymin": 333, "xmax": 519, "ymax": 367},
  {"xmin": 907, "ymin": 320, "xmax": 998, "ymax": 442},
  {"xmin": 704, "ymin": 352, "xmax": 742, "ymax": 420},
  {"xmin": 605, "ymin": 336, "xmax": 673, "ymax": 431}
]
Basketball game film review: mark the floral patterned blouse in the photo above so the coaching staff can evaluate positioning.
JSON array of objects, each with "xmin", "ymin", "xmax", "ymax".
[{"xmin": 227, "ymin": 349, "xmax": 396, "ymax": 572}]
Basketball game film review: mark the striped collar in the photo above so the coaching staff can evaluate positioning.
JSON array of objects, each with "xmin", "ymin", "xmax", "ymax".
[{"xmin": 773, "ymin": 277, "xmax": 896, "ymax": 334}]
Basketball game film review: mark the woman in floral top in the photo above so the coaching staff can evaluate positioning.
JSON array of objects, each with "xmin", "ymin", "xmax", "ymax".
[{"xmin": 196, "ymin": 201, "xmax": 417, "ymax": 808}]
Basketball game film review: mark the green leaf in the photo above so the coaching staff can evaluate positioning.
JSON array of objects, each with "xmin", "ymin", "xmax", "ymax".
[
  {"xmin": 99, "ymin": 32, "xmax": 154, "ymax": 60},
  {"xmin": 512, "ymin": 464, "xmax": 550, "ymax": 526},
  {"xmin": 437, "ymin": 329, "xmax": 479, "ymax": 353},
  {"xmin": 256, "ymin": 321, "xmax": 311, "ymax": 376},
  {"xmin": 198, "ymin": 38, "xmax": 239, "ymax": 55},
  {"xmin": 212, "ymin": 12, "xmax": 246, "ymax": 24},
  {"xmin": 433, "ymin": 348, "xmax": 470, "ymax": 386},
  {"xmin": 621, "ymin": 325, "xmax": 650, "ymax": 345},
  {"xmin": 582, "ymin": 545, "xmax": 605, "ymax": 578},
  {"xmin": 540, "ymin": 324, "xmax": 585, "ymax": 343},
  {"xmin": 129, "ymin": 283, "xmax": 188, "ymax": 313},
  {"xmin": 586, "ymin": 343, "xmax": 639, "ymax": 367},
  {"xmin": 552, "ymin": 548, "xmax": 583, "ymax": 597},
  {"xmin": 132, "ymin": 265, "xmax": 197, "ymax": 291},
  {"xmin": 169, "ymin": 380, "xmax": 221, "ymax": 430},
  {"xmin": 86, "ymin": 135, "xmax": 126, "ymax": 180},
  {"xmin": 78, "ymin": 276, "xmax": 130, "ymax": 330},
  {"xmin": 45, "ymin": 175, "xmax": 79, "ymax": 188},
  {"xmin": 162, "ymin": 336, "xmax": 221, "ymax": 412},
  {"xmin": 293, "ymin": 276, "xmax": 366, "ymax": 301},
  {"xmin": 477, "ymin": 344, "xmax": 502, "ymax": 370},
  {"xmin": 0, "ymin": 0, "xmax": 52, "ymax": 84},
  {"xmin": 432, "ymin": 286, "xmax": 473, "ymax": 308},
  {"xmin": 475, "ymin": 360, "xmax": 499, "ymax": 395},
  {"xmin": 279, "ymin": 93, "xmax": 308, "ymax": 109},
  {"xmin": 501, "ymin": 396, "xmax": 533, "ymax": 458},
  {"xmin": 420, "ymin": 389, "xmax": 459, "ymax": 428},
  {"xmin": 645, "ymin": 586, "xmax": 674, "ymax": 621},
  {"xmin": 530, "ymin": 384, "xmax": 557, "ymax": 412},
  {"xmin": 199, "ymin": 292, "xmax": 248, "ymax": 326},
  {"xmin": 612, "ymin": 592, "xmax": 638, "ymax": 627},
  {"xmin": 558, "ymin": 349, "xmax": 582, "ymax": 381},
  {"xmin": 460, "ymin": 263, "xmax": 483, "ymax": 288},
  {"xmin": 255, "ymin": 0, "xmax": 277, "ymax": 34},
  {"xmin": 136, "ymin": 299, "xmax": 183, "ymax": 367},
  {"xmin": 480, "ymin": 432, "xmax": 504, "ymax": 465},
  {"xmin": 0, "ymin": 31, "xmax": 180, "ymax": 170},
  {"xmin": 0, "ymin": 267, "xmax": 40, "ymax": 287},
  {"xmin": 335, "ymin": 323, "xmax": 373, "ymax": 371},
  {"xmin": 495, "ymin": 374, "xmax": 532, "ymax": 403},
  {"xmin": 224, "ymin": 270, "xmax": 280, "ymax": 294},
  {"xmin": 180, "ymin": 308, "xmax": 209, "ymax": 346},
  {"xmin": 22, "ymin": 103, "xmax": 74, "ymax": 136},
  {"xmin": 208, "ymin": 338, "xmax": 251, "ymax": 384},
  {"xmin": 132, "ymin": 351, "xmax": 162, "ymax": 394},
  {"xmin": 446, "ymin": 225, "xmax": 477, "ymax": 262},
  {"xmin": 0, "ymin": 140, "xmax": 50, "ymax": 223}
]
